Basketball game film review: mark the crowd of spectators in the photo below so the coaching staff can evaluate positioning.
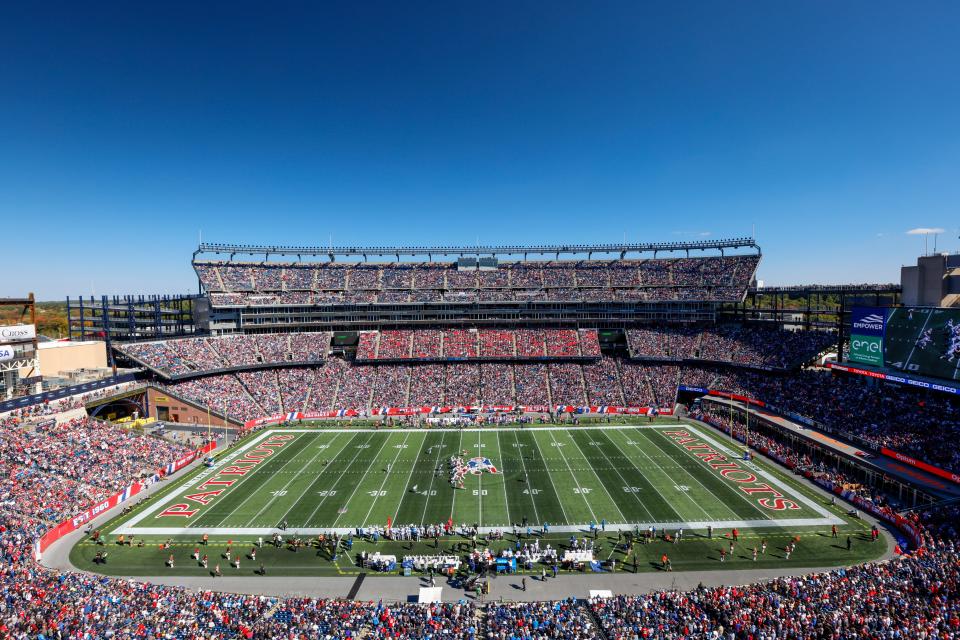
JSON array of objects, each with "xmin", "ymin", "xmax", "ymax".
[
  {"xmin": 118, "ymin": 333, "xmax": 331, "ymax": 376},
  {"xmin": 0, "ymin": 359, "xmax": 958, "ymax": 638},
  {"xmin": 689, "ymin": 366, "xmax": 960, "ymax": 475},
  {"xmin": 353, "ymin": 329, "xmax": 601, "ymax": 361},
  {"xmin": 194, "ymin": 255, "xmax": 760, "ymax": 305},
  {"xmin": 591, "ymin": 549, "xmax": 960, "ymax": 639},
  {"xmin": 0, "ymin": 416, "xmax": 190, "ymax": 525},
  {"xmin": 486, "ymin": 599, "xmax": 597, "ymax": 639},
  {"xmin": 627, "ymin": 325, "xmax": 836, "ymax": 369},
  {"xmin": 166, "ymin": 357, "xmax": 695, "ymax": 418}
]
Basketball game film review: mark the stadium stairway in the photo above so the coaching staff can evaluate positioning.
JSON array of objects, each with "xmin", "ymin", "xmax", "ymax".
[{"xmin": 582, "ymin": 599, "xmax": 611, "ymax": 640}]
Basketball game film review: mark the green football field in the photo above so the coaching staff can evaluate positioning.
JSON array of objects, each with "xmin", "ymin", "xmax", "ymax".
[
  {"xmin": 111, "ymin": 422, "xmax": 838, "ymax": 535},
  {"xmin": 884, "ymin": 307, "xmax": 960, "ymax": 380},
  {"xmin": 74, "ymin": 421, "xmax": 890, "ymax": 577}
]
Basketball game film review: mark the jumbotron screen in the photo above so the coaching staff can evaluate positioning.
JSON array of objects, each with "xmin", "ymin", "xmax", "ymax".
[{"xmin": 882, "ymin": 307, "xmax": 960, "ymax": 381}]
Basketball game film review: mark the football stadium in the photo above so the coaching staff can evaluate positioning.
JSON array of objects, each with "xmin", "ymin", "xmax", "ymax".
[
  {"xmin": 5, "ymin": 238, "xmax": 960, "ymax": 638},
  {"xmin": 4, "ymin": 4, "xmax": 959, "ymax": 637}
]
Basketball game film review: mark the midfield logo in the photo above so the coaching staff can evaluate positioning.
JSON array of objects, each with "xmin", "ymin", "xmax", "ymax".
[{"xmin": 466, "ymin": 457, "xmax": 499, "ymax": 474}]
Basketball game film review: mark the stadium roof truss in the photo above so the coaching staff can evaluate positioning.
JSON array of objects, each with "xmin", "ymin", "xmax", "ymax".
[{"xmin": 193, "ymin": 237, "xmax": 761, "ymax": 262}]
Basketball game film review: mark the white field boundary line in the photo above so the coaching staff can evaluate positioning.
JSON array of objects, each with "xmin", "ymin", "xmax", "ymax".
[
  {"xmin": 237, "ymin": 424, "xmax": 698, "ymax": 434},
  {"xmin": 118, "ymin": 517, "xmax": 841, "ymax": 537},
  {"xmin": 386, "ymin": 431, "xmax": 429, "ymax": 526},
  {"xmin": 117, "ymin": 425, "xmax": 843, "ymax": 535},
  {"xmin": 114, "ymin": 429, "xmax": 285, "ymax": 534},
  {"xmin": 645, "ymin": 426, "xmax": 767, "ymax": 522},
  {"xmin": 688, "ymin": 423, "xmax": 841, "ymax": 523}
]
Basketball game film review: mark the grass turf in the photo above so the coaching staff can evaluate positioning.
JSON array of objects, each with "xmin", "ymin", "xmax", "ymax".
[{"xmin": 70, "ymin": 421, "xmax": 886, "ymax": 577}]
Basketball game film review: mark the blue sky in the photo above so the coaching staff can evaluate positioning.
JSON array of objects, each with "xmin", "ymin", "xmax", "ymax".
[{"xmin": 2, "ymin": 2, "xmax": 958, "ymax": 299}]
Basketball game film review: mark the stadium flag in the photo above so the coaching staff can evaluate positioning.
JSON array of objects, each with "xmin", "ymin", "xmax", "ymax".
[{"xmin": 285, "ymin": 412, "xmax": 299, "ymax": 421}]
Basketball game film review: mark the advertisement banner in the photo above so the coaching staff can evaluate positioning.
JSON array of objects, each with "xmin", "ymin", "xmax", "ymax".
[
  {"xmin": 881, "ymin": 447, "xmax": 960, "ymax": 484},
  {"xmin": 0, "ymin": 344, "xmax": 15, "ymax": 363},
  {"xmin": 849, "ymin": 306, "xmax": 887, "ymax": 366},
  {"xmin": 36, "ymin": 441, "xmax": 216, "ymax": 558},
  {"xmin": 0, "ymin": 324, "xmax": 36, "ymax": 342}
]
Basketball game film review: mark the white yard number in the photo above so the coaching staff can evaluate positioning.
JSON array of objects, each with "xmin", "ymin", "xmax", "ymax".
[
  {"xmin": 522, "ymin": 489, "xmax": 541, "ymax": 495},
  {"xmin": 673, "ymin": 485, "xmax": 690, "ymax": 492},
  {"xmin": 473, "ymin": 489, "xmax": 488, "ymax": 496},
  {"xmin": 394, "ymin": 444, "xmax": 408, "ymax": 449},
  {"xmin": 270, "ymin": 490, "xmax": 288, "ymax": 497},
  {"xmin": 588, "ymin": 441, "xmax": 602, "ymax": 446},
  {"xmin": 550, "ymin": 442, "xmax": 565, "ymax": 447},
  {"xmin": 512, "ymin": 443, "xmax": 526, "ymax": 448},
  {"xmin": 356, "ymin": 444, "xmax": 370, "ymax": 449},
  {"xmin": 317, "ymin": 490, "xmax": 337, "ymax": 497},
  {"xmin": 418, "ymin": 489, "xmax": 437, "ymax": 496},
  {"xmin": 317, "ymin": 444, "xmax": 330, "ymax": 449},
  {"xmin": 368, "ymin": 490, "xmax": 387, "ymax": 497},
  {"xmin": 623, "ymin": 486, "xmax": 641, "ymax": 493},
  {"xmin": 573, "ymin": 487, "xmax": 591, "ymax": 494},
  {"xmin": 625, "ymin": 440, "xmax": 638, "ymax": 446}
]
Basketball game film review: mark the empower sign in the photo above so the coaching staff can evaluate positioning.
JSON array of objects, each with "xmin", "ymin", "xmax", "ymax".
[{"xmin": 849, "ymin": 307, "xmax": 887, "ymax": 367}]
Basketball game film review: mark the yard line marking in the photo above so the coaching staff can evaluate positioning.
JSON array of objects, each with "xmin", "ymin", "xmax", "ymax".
[
  {"xmin": 599, "ymin": 429, "xmax": 685, "ymax": 523},
  {"xmin": 494, "ymin": 429, "xmax": 513, "ymax": 527},
  {"xmin": 475, "ymin": 428, "xmax": 484, "ymax": 526},
  {"xmin": 560, "ymin": 429, "xmax": 627, "ymax": 524},
  {"xmin": 648, "ymin": 427, "xmax": 769, "ymax": 521},
  {"xmin": 585, "ymin": 429, "xmax": 656, "ymax": 522},
  {"xmin": 416, "ymin": 431, "xmax": 449, "ymax": 527},
  {"xmin": 690, "ymin": 423, "xmax": 838, "ymax": 520},
  {"xmin": 449, "ymin": 429, "xmax": 464, "ymax": 523},
  {"xmin": 641, "ymin": 428, "xmax": 735, "ymax": 521},
  {"xmin": 384, "ymin": 431, "xmax": 428, "ymax": 526},
  {"xmin": 527, "ymin": 431, "xmax": 570, "ymax": 526},
  {"xmin": 241, "ymin": 432, "xmax": 346, "ymax": 527},
  {"xmin": 544, "ymin": 429, "xmax": 598, "ymax": 523},
  {"xmin": 903, "ymin": 307, "xmax": 934, "ymax": 372},
  {"xmin": 509, "ymin": 429, "xmax": 541, "ymax": 526},
  {"xmin": 303, "ymin": 431, "xmax": 381, "ymax": 527},
  {"xmin": 353, "ymin": 431, "xmax": 413, "ymax": 528},
  {"xmin": 208, "ymin": 433, "xmax": 311, "ymax": 528},
  {"xmin": 619, "ymin": 428, "xmax": 717, "ymax": 521},
  {"xmin": 272, "ymin": 432, "xmax": 359, "ymax": 526}
]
